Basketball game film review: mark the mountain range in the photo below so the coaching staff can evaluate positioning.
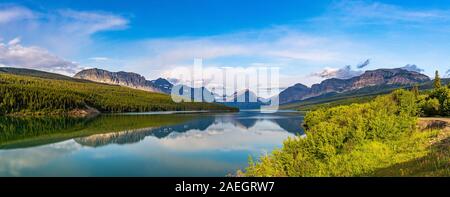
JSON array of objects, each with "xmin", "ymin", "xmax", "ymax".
[
  {"xmin": 72, "ymin": 67, "xmax": 431, "ymax": 108},
  {"xmin": 277, "ymin": 68, "xmax": 430, "ymax": 104}
]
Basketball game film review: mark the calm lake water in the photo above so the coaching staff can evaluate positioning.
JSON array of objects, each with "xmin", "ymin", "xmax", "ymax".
[{"xmin": 0, "ymin": 111, "xmax": 304, "ymax": 176}]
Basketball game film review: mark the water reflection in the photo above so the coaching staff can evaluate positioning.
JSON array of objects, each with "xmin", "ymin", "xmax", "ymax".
[{"xmin": 0, "ymin": 111, "xmax": 304, "ymax": 176}]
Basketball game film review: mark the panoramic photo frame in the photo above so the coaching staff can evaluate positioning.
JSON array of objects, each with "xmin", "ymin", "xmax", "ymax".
[{"xmin": 0, "ymin": 0, "xmax": 449, "ymax": 195}]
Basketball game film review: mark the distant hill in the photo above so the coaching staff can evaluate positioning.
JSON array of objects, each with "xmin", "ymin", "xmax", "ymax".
[
  {"xmin": 0, "ymin": 67, "xmax": 90, "ymax": 82},
  {"xmin": 278, "ymin": 68, "xmax": 431, "ymax": 105}
]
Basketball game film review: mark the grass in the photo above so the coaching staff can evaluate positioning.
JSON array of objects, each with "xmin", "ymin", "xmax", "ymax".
[
  {"xmin": 372, "ymin": 121, "xmax": 450, "ymax": 176},
  {"xmin": 344, "ymin": 130, "xmax": 440, "ymax": 176}
]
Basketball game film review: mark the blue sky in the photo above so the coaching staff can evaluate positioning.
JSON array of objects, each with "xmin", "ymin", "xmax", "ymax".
[{"xmin": 0, "ymin": 0, "xmax": 449, "ymax": 90}]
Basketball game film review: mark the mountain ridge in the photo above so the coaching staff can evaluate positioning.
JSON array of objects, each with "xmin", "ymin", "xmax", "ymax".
[
  {"xmin": 74, "ymin": 68, "xmax": 173, "ymax": 94},
  {"xmin": 74, "ymin": 67, "xmax": 432, "ymax": 107},
  {"xmin": 278, "ymin": 68, "xmax": 430, "ymax": 104}
]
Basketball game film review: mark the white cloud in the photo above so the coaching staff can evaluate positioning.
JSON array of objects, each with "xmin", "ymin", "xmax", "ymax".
[{"xmin": 0, "ymin": 38, "xmax": 84, "ymax": 75}]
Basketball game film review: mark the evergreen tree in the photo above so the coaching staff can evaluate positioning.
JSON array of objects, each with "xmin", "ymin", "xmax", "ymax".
[{"xmin": 434, "ymin": 70, "xmax": 441, "ymax": 89}]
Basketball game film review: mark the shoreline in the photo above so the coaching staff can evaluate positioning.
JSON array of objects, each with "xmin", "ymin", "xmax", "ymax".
[{"xmin": 2, "ymin": 107, "xmax": 239, "ymax": 118}]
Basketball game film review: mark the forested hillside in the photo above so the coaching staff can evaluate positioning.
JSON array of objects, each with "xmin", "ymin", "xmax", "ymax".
[{"xmin": 0, "ymin": 73, "xmax": 236, "ymax": 116}]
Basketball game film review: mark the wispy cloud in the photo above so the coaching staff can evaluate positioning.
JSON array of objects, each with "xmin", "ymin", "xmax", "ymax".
[
  {"xmin": 116, "ymin": 27, "xmax": 366, "ymax": 89},
  {"xmin": 445, "ymin": 69, "xmax": 450, "ymax": 78},
  {"xmin": 58, "ymin": 9, "xmax": 128, "ymax": 35},
  {"xmin": 0, "ymin": 5, "xmax": 34, "ymax": 24},
  {"xmin": 311, "ymin": 65, "xmax": 362, "ymax": 79},
  {"xmin": 321, "ymin": 0, "xmax": 450, "ymax": 25},
  {"xmin": 356, "ymin": 59, "xmax": 370, "ymax": 69},
  {"xmin": 401, "ymin": 64, "xmax": 424, "ymax": 73},
  {"xmin": 0, "ymin": 5, "xmax": 128, "ymax": 34},
  {"xmin": 131, "ymin": 28, "xmax": 347, "ymax": 66}
]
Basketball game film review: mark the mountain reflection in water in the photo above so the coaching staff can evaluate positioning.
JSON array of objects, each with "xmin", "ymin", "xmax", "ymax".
[
  {"xmin": 0, "ymin": 111, "xmax": 304, "ymax": 176},
  {"xmin": 73, "ymin": 111, "xmax": 304, "ymax": 147}
]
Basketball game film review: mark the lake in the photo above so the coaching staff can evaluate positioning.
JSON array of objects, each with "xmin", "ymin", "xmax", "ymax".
[{"xmin": 0, "ymin": 110, "xmax": 304, "ymax": 176}]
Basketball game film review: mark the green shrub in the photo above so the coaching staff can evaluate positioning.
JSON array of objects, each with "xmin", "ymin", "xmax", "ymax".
[
  {"xmin": 413, "ymin": 84, "xmax": 450, "ymax": 117},
  {"xmin": 418, "ymin": 97, "xmax": 440, "ymax": 116}
]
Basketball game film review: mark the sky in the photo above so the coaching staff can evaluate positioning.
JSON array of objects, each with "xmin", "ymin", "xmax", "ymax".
[{"xmin": 0, "ymin": 0, "xmax": 449, "ymax": 94}]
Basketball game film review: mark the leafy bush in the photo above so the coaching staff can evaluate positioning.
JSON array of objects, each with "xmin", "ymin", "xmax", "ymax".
[
  {"xmin": 418, "ymin": 97, "xmax": 440, "ymax": 116},
  {"xmin": 418, "ymin": 87, "xmax": 450, "ymax": 117}
]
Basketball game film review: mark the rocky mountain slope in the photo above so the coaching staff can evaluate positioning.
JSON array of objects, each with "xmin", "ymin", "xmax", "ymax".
[
  {"xmin": 74, "ymin": 68, "xmax": 173, "ymax": 94},
  {"xmin": 279, "ymin": 68, "xmax": 430, "ymax": 104}
]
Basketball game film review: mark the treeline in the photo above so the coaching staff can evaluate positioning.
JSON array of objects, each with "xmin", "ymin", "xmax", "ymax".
[
  {"xmin": 0, "ymin": 116, "xmax": 89, "ymax": 147},
  {"xmin": 241, "ymin": 88, "xmax": 447, "ymax": 176},
  {"xmin": 0, "ymin": 73, "xmax": 235, "ymax": 115}
]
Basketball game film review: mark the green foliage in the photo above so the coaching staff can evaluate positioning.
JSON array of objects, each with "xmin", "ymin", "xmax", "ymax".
[
  {"xmin": 243, "ymin": 89, "xmax": 426, "ymax": 177},
  {"xmin": 419, "ymin": 86, "xmax": 450, "ymax": 117},
  {"xmin": 418, "ymin": 97, "xmax": 440, "ymax": 116},
  {"xmin": 0, "ymin": 73, "xmax": 235, "ymax": 115}
]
